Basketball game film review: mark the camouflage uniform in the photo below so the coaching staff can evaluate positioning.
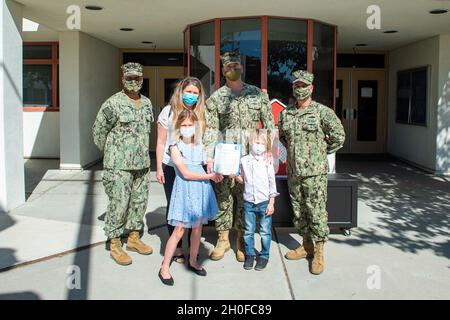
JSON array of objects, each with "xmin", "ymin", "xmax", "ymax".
[
  {"xmin": 93, "ymin": 63, "xmax": 154, "ymax": 239},
  {"xmin": 204, "ymin": 52, "xmax": 275, "ymax": 232},
  {"xmin": 278, "ymin": 70, "xmax": 345, "ymax": 242}
]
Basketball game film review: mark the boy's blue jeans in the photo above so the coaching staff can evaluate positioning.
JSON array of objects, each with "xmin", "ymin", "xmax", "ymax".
[{"xmin": 243, "ymin": 200, "xmax": 272, "ymax": 260}]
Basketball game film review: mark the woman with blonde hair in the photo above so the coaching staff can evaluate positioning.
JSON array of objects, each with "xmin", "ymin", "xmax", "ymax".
[{"xmin": 156, "ymin": 77, "xmax": 207, "ymax": 264}]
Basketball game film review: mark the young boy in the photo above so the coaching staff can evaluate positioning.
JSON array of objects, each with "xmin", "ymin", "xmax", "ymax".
[{"xmin": 232, "ymin": 129, "xmax": 279, "ymax": 270}]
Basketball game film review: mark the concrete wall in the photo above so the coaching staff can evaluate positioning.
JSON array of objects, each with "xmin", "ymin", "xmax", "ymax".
[
  {"xmin": 387, "ymin": 36, "xmax": 439, "ymax": 171},
  {"xmin": 436, "ymin": 34, "xmax": 450, "ymax": 174},
  {"xmin": 59, "ymin": 31, "xmax": 119, "ymax": 170},
  {"xmin": 22, "ymin": 21, "xmax": 60, "ymax": 159},
  {"xmin": 0, "ymin": 0, "xmax": 24, "ymax": 212},
  {"xmin": 23, "ymin": 112, "xmax": 59, "ymax": 158}
]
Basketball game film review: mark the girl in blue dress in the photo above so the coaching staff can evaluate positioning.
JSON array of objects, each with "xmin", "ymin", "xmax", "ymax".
[{"xmin": 159, "ymin": 109, "xmax": 222, "ymax": 285}]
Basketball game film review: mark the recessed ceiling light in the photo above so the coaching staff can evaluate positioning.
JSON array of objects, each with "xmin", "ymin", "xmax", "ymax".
[
  {"xmin": 120, "ymin": 28, "xmax": 134, "ymax": 31},
  {"xmin": 355, "ymin": 43, "xmax": 367, "ymax": 47},
  {"xmin": 142, "ymin": 41, "xmax": 153, "ymax": 44},
  {"xmin": 429, "ymin": 9, "xmax": 448, "ymax": 14},
  {"xmin": 85, "ymin": 5, "xmax": 103, "ymax": 10},
  {"xmin": 384, "ymin": 30, "xmax": 398, "ymax": 34}
]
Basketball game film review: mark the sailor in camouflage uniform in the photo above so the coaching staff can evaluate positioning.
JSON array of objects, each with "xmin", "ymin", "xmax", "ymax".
[
  {"xmin": 93, "ymin": 62, "xmax": 154, "ymax": 266},
  {"xmin": 278, "ymin": 70, "xmax": 345, "ymax": 275},
  {"xmin": 204, "ymin": 51, "xmax": 274, "ymax": 262}
]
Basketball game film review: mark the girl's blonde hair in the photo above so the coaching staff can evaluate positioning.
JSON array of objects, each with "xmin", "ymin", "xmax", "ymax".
[
  {"xmin": 249, "ymin": 129, "xmax": 272, "ymax": 152},
  {"xmin": 169, "ymin": 77, "xmax": 206, "ymax": 134},
  {"xmin": 174, "ymin": 109, "xmax": 202, "ymax": 145}
]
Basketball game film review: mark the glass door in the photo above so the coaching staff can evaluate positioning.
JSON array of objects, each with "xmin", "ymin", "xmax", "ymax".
[
  {"xmin": 143, "ymin": 66, "xmax": 184, "ymax": 151},
  {"xmin": 351, "ymin": 70, "xmax": 386, "ymax": 153},
  {"xmin": 336, "ymin": 70, "xmax": 351, "ymax": 153},
  {"xmin": 336, "ymin": 69, "xmax": 386, "ymax": 153}
]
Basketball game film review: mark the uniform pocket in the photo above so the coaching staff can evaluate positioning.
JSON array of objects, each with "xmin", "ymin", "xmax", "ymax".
[
  {"xmin": 218, "ymin": 105, "xmax": 232, "ymax": 115},
  {"xmin": 247, "ymin": 102, "xmax": 261, "ymax": 121},
  {"xmin": 217, "ymin": 96, "xmax": 232, "ymax": 114},
  {"xmin": 118, "ymin": 113, "xmax": 136, "ymax": 132},
  {"xmin": 281, "ymin": 117, "xmax": 295, "ymax": 132},
  {"xmin": 118, "ymin": 113, "xmax": 136, "ymax": 123},
  {"xmin": 302, "ymin": 114, "xmax": 319, "ymax": 132}
]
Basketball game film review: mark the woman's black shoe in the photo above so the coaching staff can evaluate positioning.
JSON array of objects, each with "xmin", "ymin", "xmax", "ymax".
[
  {"xmin": 188, "ymin": 264, "xmax": 207, "ymax": 276},
  {"xmin": 158, "ymin": 269, "xmax": 174, "ymax": 286}
]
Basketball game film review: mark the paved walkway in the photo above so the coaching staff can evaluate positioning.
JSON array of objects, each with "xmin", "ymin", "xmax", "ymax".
[{"xmin": 0, "ymin": 157, "xmax": 449, "ymax": 299}]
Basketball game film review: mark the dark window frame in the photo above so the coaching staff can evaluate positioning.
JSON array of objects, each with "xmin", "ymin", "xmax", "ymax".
[
  {"xmin": 23, "ymin": 42, "xmax": 59, "ymax": 112},
  {"xmin": 396, "ymin": 66, "xmax": 429, "ymax": 126}
]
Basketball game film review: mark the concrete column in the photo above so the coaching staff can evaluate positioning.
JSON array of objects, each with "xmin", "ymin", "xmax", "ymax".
[
  {"xmin": 59, "ymin": 31, "xmax": 119, "ymax": 170},
  {"xmin": 0, "ymin": 0, "xmax": 24, "ymax": 213},
  {"xmin": 328, "ymin": 153, "xmax": 336, "ymax": 173},
  {"xmin": 59, "ymin": 31, "xmax": 81, "ymax": 170}
]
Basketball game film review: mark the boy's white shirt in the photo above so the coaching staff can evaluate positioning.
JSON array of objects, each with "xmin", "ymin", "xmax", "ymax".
[{"xmin": 240, "ymin": 153, "xmax": 280, "ymax": 205}]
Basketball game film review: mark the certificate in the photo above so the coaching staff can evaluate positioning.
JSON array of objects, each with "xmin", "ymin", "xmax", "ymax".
[{"xmin": 213, "ymin": 143, "xmax": 242, "ymax": 175}]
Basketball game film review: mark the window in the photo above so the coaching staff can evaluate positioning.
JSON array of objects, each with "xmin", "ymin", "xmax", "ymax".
[
  {"xmin": 23, "ymin": 42, "xmax": 59, "ymax": 111},
  {"xmin": 396, "ymin": 67, "xmax": 428, "ymax": 126},
  {"xmin": 190, "ymin": 22, "xmax": 215, "ymax": 96},
  {"xmin": 220, "ymin": 18, "xmax": 261, "ymax": 87},
  {"xmin": 267, "ymin": 18, "xmax": 307, "ymax": 105},
  {"xmin": 313, "ymin": 22, "xmax": 335, "ymax": 107}
]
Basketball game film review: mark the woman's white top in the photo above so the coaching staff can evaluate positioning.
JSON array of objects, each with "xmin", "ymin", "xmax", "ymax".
[{"xmin": 157, "ymin": 105, "xmax": 174, "ymax": 166}]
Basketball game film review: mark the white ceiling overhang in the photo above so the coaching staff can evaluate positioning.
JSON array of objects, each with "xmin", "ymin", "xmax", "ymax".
[{"xmin": 17, "ymin": 0, "xmax": 450, "ymax": 50}]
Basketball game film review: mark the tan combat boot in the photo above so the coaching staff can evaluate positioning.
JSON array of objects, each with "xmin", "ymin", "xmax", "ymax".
[
  {"xmin": 310, "ymin": 241, "xmax": 325, "ymax": 275},
  {"xmin": 235, "ymin": 230, "xmax": 245, "ymax": 262},
  {"xmin": 110, "ymin": 238, "xmax": 132, "ymax": 266},
  {"xmin": 210, "ymin": 230, "xmax": 231, "ymax": 260},
  {"xmin": 285, "ymin": 235, "xmax": 315, "ymax": 260},
  {"xmin": 126, "ymin": 231, "xmax": 153, "ymax": 255}
]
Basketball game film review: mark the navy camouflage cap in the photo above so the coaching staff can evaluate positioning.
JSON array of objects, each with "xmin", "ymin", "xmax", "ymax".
[
  {"xmin": 292, "ymin": 70, "xmax": 314, "ymax": 85},
  {"xmin": 121, "ymin": 62, "xmax": 143, "ymax": 76},
  {"xmin": 220, "ymin": 51, "xmax": 241, "ymax": 66}
]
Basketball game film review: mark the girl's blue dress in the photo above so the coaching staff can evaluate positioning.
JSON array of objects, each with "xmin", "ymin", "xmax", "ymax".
[{"xmin": 167, "ymin": 140, "xmax": 218, "ymax": 228}]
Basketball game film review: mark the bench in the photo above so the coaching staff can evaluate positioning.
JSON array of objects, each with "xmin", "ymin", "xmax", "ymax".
[{"xmin": 273, "ymin": 174, "xmax": 358, "ymax": 235}]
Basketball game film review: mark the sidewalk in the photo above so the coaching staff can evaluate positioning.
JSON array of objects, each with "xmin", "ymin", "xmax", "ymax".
[{"xmin": 0, "ymin": 157, "xmax": 449, "ymax": 299}]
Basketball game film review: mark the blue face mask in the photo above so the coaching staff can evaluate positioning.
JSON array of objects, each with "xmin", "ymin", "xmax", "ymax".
[{"xmin": 182, "ymin": 92, "xmax": 199, "ymax": 106}]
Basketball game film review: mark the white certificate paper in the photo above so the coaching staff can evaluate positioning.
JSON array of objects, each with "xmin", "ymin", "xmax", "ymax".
[{"xmin": 213, "ymin": 143, "xmax": 242, "ymax": 175}]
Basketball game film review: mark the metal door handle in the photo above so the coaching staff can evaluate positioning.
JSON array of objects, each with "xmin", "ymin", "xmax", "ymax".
[
  {"xmin": 353, "ymin": 109, "xmax": 357, "ymax": 119},
  {"xmin": 343, "ymin": 109, "xmax": 347, "ymax": 120}
]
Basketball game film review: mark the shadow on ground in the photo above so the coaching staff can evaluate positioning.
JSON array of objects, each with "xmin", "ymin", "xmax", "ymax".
[
  {"xmin": 24, "ymin": 159, "xmax": 59, "ymax": 200},
  {"xmin": 145, "ymin": 208, "xmax": 211, "ymax": 266},
  {"xmin": 0, "ymin": 214, "xmax": 18, "ymax": 270},
  {"xmin": 0, "ymin": 292, "xmax": 41, "ymax": 300},
  {"xmin": 337, "ymin": 156, "xmax": 450, "ymax": 262}
]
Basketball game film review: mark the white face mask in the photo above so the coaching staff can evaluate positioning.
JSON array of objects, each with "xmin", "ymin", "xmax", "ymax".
[
  {"xmin": 251, "ymin": 143, "xmax": 266, "ymax": 156},
  {"xmin": 180, "ymin": 126, "xmax": 195, "ymax": 139}
]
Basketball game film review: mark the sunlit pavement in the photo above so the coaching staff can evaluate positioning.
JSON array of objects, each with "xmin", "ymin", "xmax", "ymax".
[{"xmin": 0, "ymin": 157, "xmax": 449, "ymax": 299}]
